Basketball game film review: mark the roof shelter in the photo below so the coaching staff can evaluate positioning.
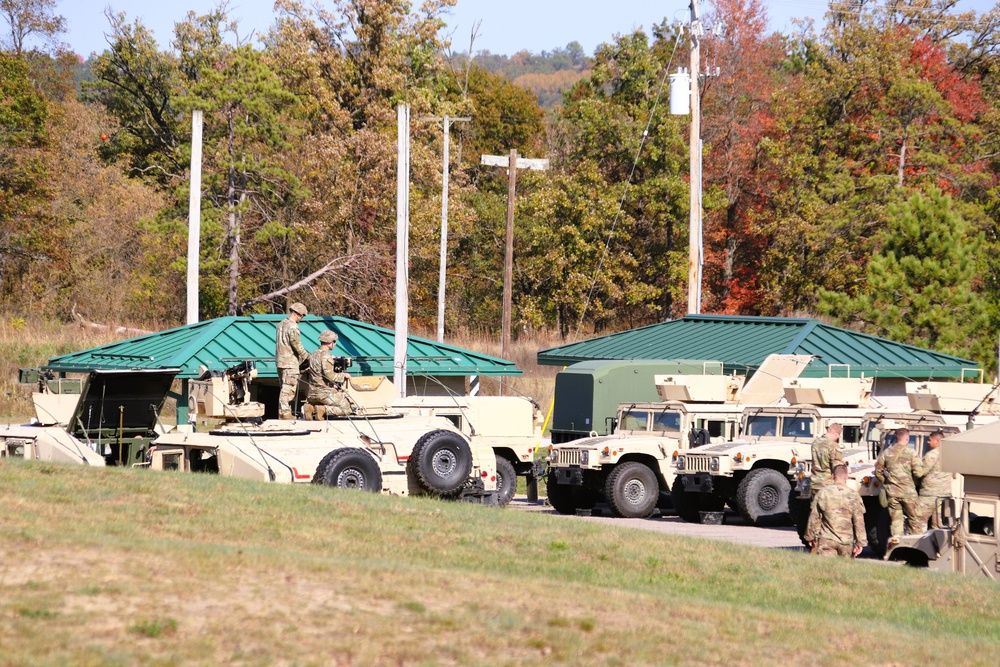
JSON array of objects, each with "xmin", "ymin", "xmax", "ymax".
[
  {"xmin": 537, "ymin": 314, "xmax": 977, "ymax": 380},
  {"xmin": 43, "ymin": 315, "xmax": 520, "ymax": 422}
]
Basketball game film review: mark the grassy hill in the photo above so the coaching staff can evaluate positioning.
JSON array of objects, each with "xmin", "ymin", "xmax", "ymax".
[{"xmin": 2, "ymin": 460, "xmax": 1000, "ymax": 665}]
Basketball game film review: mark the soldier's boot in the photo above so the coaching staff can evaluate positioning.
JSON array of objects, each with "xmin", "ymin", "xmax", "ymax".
[
  {"xmin": 314, "ymin": 405, "xmax": 326, "ymax": 421},
  {"xmin": 302, "ymin": 404, "xmax": 315, "ymax": 421},
  {"xmin": 279, "ymin": 410, "xmax": 294, "ymax": 420}
]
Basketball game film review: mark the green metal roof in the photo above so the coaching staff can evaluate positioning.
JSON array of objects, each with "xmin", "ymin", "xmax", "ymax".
[
  {"xmin": 537, "ymin": 315, "xmax": 977, "ymax": 380},
  {"xmin": 44, "ymin": 315, "xmax": 521, "ymax": 380}
]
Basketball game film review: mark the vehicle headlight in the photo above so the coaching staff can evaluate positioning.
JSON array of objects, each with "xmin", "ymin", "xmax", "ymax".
[
  {"xmin": 676, "ymin": 456, "xmax": 686, "ymax": 471},
  {"xmin": 550, "ymin": 449, "xmax": 559, "ymax": 464},
  {"xmin": 580, "ymin": 450, "xmax": 589, "ymax": 465},
  {"xmin": 710, "ymin": 457, "xmax": 720, "ymax": 472}
]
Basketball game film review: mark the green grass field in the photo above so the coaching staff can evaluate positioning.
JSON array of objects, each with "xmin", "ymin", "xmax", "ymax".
[{"xmin": 2, "ymin": 460, "xmax": 999, "ymax": 666}]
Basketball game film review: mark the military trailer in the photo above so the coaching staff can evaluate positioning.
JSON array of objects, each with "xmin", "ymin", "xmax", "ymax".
[
  {"xmin": 549, "ymin": 359, "xmax": 729, "ymax": 444},
  {"xmin": 673, "ymin": 375, "xmax": 873, "ymax": 526},
  {"xmin": 884, "ymin": 420, "xmax": 1000, "ymax": 576},
  {"xmin": 392, "ymin": 394, "xmax": 544, "ymax": 505},
  {"xmin": 545, "ymin": 355, "xmax": 814, "ymax": 518},
  {"xmin": 0, "ymin": 368, "xmax": 178, "ymax": 467}
]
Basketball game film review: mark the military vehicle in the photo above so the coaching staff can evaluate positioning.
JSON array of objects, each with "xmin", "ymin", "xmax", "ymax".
[
  {"xmin": 153, "ymin": 363, "xmax": 501, "ymax": 503},
  {"xmin": 0, "ymin": 368, "xmax": 178, "ymax": 467},
  {"xmin": 392, "ymin": 394, "xmax": 544, "ymax": 505},
  {"xmin": 789, "ymin": 378, "xmax": 1000, "ymax": 553},
  {"xmin": 672, "ymin": 374, "xmax": 873, "ymax": 526},
  {"xmin": 884, "ymin": 420, "xmax": 1000, "ymax": 576},
  {"xmin": 549, "ymin": 359, "xmax": 732, "ymax": 444},
  {"xmin": 545, "ymin": 355, "xmax": 813, "ymax": 518}
]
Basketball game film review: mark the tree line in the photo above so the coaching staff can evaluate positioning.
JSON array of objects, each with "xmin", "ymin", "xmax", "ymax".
[{"xmin": 2, "ymin": 0, "xmax": 1000, "ymax": 371}]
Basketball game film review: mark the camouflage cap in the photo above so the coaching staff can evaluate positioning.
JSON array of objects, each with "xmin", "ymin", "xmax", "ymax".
[
  {"xmin": 319, "ymin": 330, "xmax": 338, "ymax": 344},
  {"xmin": 289, "ymin": 302, "xmax": 308, "ymax": 316}
]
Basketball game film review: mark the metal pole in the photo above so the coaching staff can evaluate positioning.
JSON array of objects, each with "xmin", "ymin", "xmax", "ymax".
[
  {"xmin": 186, "ymin": 109, "xmax": 203, "ymax": 325},
  {"xmin": 394, "ymin": 104, "xmax": 410, "ymax": 398},
  {"xmin": 502, "ymin": 149, "xmax": 517, "ymax": 366},
  {"xmin": 687, "ymin": 0, "xmax": 703, "ymax": 315},
  {"xmin": 436, "ymin": 115, "xmax": 450, "ymax": 343}
]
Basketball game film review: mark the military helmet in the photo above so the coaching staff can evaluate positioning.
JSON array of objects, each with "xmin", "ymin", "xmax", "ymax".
[
  {"xmin": 289, "ymin": 302, "xmax": 308, "ymax": 316},
  {"xmin": 319, "ymin": 330, "xmax": 338, "ymax": 344}
]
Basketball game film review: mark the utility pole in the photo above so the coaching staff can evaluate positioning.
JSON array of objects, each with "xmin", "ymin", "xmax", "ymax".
[
  {"xmin": 394, "ymin": 103, "xmax": 410, "ymax": 398},
  {"xmin": 480, "ymin": 151, "xmax": 549, "ymax": 388},
  {"xmin": 186, "ymin": 109, "xmax": 203, "ymax": 325},
  {"xmin": 688, "ymin": 0, "xmax": 703, "ymax": 315},
  {"xmin": 420, "ymin": 115, "xmax": 471, "ymax": 343}
]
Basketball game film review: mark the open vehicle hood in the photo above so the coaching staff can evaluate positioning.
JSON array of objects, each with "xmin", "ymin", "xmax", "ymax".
[{"xmin": 68, "ymin": 369, "xmax": 179, "ymax": 437}]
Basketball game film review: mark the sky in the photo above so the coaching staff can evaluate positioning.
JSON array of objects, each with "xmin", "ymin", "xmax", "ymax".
[{"xmin": 56, "ymin": 0, "xmax": 999, "ymax": 59}]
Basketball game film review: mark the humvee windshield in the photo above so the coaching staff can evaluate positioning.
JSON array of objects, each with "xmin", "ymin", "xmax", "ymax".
[
  {"xmin": 619, "ymin": 410, "xmax": 648, "ymax": 431},
  {"xmin": 782, "ymin": 416, "xmax": 814, "ymax": 439},
  {"xmin": 745, "ymin": 415, "xmax": 778, "ymax": 437},
  {"xmin": 651, "ymin": 410, "xmax": 682, "ymax": 433}
]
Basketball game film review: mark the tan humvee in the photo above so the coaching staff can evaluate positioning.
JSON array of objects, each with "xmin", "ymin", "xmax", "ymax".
[
  {"xmin": 546, "ymin": 354, "xmax": 813, "ymax": 519},
  {"xmin": 884, "ymin": 420, "xmax": 1000, "ymax": 576},
  {"xmin": 152, "ymin": 367, "xmax": 499, "ymax": 504}
]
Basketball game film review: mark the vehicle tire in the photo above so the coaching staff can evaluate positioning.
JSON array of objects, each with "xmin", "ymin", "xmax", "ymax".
[
  {"xmin": 671, "ymin": 476, "xmax": 702, "ymax": 523},
  {"xmin": 320, "ymin": 448, "xmax": 382, "ymax": 493},
  {"xmin": 408, "ymin": 430, "xmax": 473, "ymax": 496},
  {"xmin": 735, "ymin": 468, "xmax": 791, "ymax": 527},
  {"xmin": 546, "ymin": 469, "xmax": 578, "ymax": 515},
  {"xmin": 790, "ymin": 496, "xmax": 812, "ymax": 546},
  {"xmin": 604, "ymin": 462, "xmax": 658, "ymax": 519},
  {"xmin": 495, "ymin": 456, "xmax": 517, "ymax": 507},
  {"xmin": 312, "ymin": 449, "xmax": 340, "ymax": 484}
]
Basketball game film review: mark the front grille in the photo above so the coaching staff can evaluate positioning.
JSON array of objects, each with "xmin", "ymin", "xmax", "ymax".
[
  {"xmin": 558, "ymin": 449, "xmax": 583, "ymax": 466},
  {"xmin": 686, "ymin": 455, "xmax": 712, "ymax": 473}
]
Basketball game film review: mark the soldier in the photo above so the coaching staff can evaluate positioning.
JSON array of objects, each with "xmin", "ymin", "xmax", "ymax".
[
  {"xmin": 804, "ymin": 464, "xmax": 867, "ymax": 557},
  {"xmin": 916, "ymin": 430, "xmax": 950, "ymax": 529},
  {"xmin": 810, "ymin": 422, "xmax": 843, "ymax": 495},
  {"xmin": 276, "ymin": 302, "xmax": 309, "ymax": 419},
  {"xmin": 304, "ymin": 330, "xmax": 352, "ymax": 420},
  {"xmin": 874, "ymin": 427, "xmax": 922, "ymax": 536}
]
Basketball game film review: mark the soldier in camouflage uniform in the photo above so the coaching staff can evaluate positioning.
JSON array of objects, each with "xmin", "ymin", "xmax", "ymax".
[
  {"xmin": 874, "ymin": 427, "xmax": 922, "ymax": 536},
  {"xmin": 275, "ymin": 302, "xmax": 310, "ymax": 419},
  {"xmin": 304, "ymin": 329, "xmax": 352, "ymax": 419},
  {"xmin": 810, "ymin": 422, "xmax": 843, "ymax": 495},
  {"xmin": 916, "ymin": 430, "xmax": 950, "ymax": 529},
  {"xmin": 805, "ymin": 464, "xmax": 867, "ymax": 557}
]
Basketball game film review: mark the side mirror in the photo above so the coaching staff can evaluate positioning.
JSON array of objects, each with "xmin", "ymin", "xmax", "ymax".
[
  {"xmin": 606, "ymin": 416, "xmax": 618, "ymax": 434},
  {"xmin": 939, "ymin": 497, "xmax": 958, "ymax": 529}
]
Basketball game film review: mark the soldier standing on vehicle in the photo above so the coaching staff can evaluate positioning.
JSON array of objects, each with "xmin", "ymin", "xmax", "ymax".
[
  {"xmin": 916, "ymin": 430, "xmax": 949, "ymax": 529},
  {"xmin": 875, "ymin": 427, "xmax": 922, "ymax": 536},
  {"xmin": 805, "ymin": 464, "xmax": 867, "ymax": 557},
  {"xmin": 810, "ymin": 422, "xmax": 843, "ymax": 495},
  {"xmin": 276, "ymin": 302, "xmax": 310, "ymax": 419},
  {"xmin": 304, "ymin": 330, "xmax": 352, "ymax": 420}
]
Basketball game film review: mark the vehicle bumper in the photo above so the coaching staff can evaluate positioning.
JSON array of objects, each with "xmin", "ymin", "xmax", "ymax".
[
  {"xmin": 550, "ymin": 466, "xmax": 584, "ymax": 486},
  {"xmin": 680, "ymin": 473, "xmax": 714, "ymax": 494}
]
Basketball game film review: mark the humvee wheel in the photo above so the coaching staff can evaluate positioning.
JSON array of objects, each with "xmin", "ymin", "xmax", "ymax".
[
  {"xmin": 671, "ymin": 476, "xmax": 701, "ymax": 523},
  {"xmin": 408, "ymin": 430, "xmax": 473, "ymax": 495},
  {"xmin": 321, "ymin": 448, "xmax": 382, "ymax": 493},
  {"xmin": 736, "ymin": 468, "xmax": 790, "ymax": 527},
  {"xmin": 495, "ymin": 456, "xmax": 517, "ymax": 506},
  {"xmin": 605, "ymin": 462, "xmax": 658, "ymax": 518}
]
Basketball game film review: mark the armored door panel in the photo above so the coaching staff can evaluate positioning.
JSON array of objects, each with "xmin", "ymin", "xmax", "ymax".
[{"xmin": 962, "ymin": 499, "xmax": 999, "ymax": 579}]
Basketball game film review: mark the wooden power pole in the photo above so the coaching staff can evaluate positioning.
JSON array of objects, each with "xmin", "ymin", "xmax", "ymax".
[
  {"xmin": 480, "ymin": 151, "xmax": 549, "ymax": 377},
  {"xmin": 687, "ymin": 0, "xmax": 703, "ymax": 315}
]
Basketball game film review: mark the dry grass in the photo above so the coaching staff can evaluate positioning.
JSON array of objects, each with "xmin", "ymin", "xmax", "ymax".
[{"xmin": 4, "ymin": 460, "xmax": 1000, "ymax": 666}]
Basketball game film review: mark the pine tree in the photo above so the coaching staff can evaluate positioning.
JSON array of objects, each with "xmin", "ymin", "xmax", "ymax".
[{"xmin": 819, "ymin": 187, "xmax": 989, "ymax": 362}]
